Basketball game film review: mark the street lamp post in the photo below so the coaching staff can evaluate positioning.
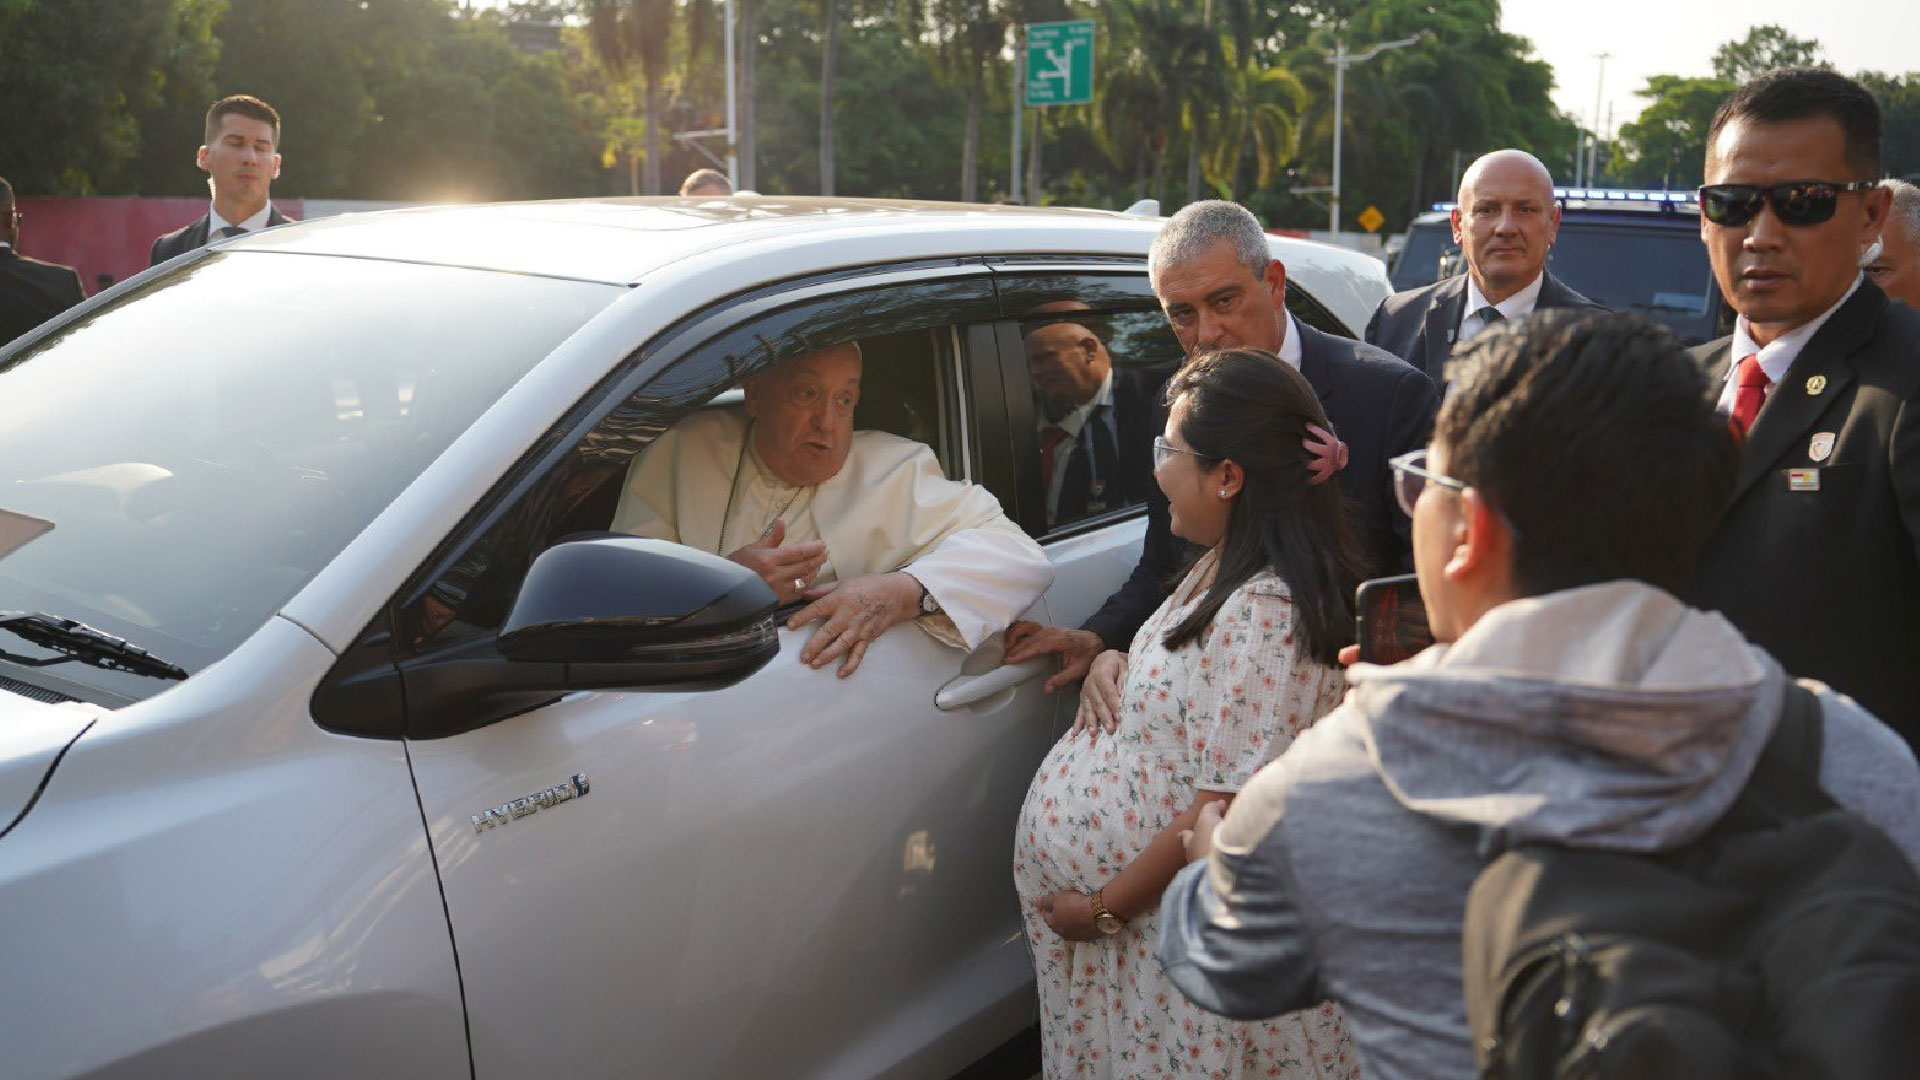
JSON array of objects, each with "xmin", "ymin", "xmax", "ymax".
[
  {"xmin": 725, "ymin": 0, "xmax": 738, "ymax": 186},
  {"xmin": 1327, "ymin": 32, "xmax": 1424, "ymax": 237}
]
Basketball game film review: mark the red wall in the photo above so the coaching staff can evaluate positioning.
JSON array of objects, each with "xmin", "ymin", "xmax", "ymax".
[{"xmin": 13, "ymin": 196, "xmax": 306, "ymax": 297}]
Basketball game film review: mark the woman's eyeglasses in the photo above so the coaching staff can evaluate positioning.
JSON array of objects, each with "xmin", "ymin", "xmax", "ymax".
[
  {"xmin": 1388, "ymin": 449, "xmax": 1469, "ymax": 517},
  {"xmin": 1152, "ymin": 436, "xmax": 1213, "ymax": 470},
  {"xmin": 1697, "ymin": 180, "xmax": 1877, "ymax": 228}
]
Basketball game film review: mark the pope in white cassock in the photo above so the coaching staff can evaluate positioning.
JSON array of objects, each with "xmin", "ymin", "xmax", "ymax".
[{"xmin": 612, "ymin": 342, "xmax": 1054, "ymax": 677}]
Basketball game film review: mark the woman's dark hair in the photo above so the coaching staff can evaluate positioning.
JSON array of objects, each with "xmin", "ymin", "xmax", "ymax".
[{"xmin": 1159, "ymin": 349, "xmax": 1367, "ymax": 664}]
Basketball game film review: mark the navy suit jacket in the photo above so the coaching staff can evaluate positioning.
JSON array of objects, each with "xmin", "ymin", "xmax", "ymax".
[
  {"xmin": 1364, "ymin": 271, "xmax": 1604, "ymax": 382},
  {"xmin": 1081, "ymin": 323, "xmax": 1440, "ymax": 650},
  {"xmin": 1687, "ymin": 280, "xmax": 1920, "ymax": 746},
  {"xmin": 0, "ymin": 247, "xmax": 86, "ymax": 349},
  {"xmin": 149, "ymin": 206, "xmax": 293, "ymax": 267}
]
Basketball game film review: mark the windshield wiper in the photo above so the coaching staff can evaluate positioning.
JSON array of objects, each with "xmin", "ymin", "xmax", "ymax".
[{"xmin": 0, "ymin": 612, "xmax": 188, "ymax": 682}]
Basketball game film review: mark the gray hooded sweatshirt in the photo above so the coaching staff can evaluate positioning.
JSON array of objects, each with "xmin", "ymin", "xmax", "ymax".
[{"xmin": 1158, "ymin": 580, "xmax": 1920, "ymax": 1080}]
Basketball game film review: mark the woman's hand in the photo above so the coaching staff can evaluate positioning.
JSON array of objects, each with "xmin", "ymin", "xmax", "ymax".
[
  {"xmin": 1180, "ymin": 798, "xmax": 1229, "ymax": 863},
  {"xmin": 1071, "ymin": 649, "xmax": 1129, "ymax": 737},
  {"xmin": 1034, "ymin": 890, "xmax": 1101, "ymax": 941}
]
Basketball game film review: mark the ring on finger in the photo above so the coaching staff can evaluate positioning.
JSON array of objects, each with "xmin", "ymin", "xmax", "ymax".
[{"xmin": 792, "ymin": 578, "xmax": 805, "ymax": 591}]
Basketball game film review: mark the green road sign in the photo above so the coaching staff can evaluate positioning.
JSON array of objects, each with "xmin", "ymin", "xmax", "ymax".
[{"xmin": 1024, "ymin": 19, "xmax": 1094, "ymax": 107}]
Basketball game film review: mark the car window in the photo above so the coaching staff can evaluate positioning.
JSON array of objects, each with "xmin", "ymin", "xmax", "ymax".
[
  {"xmin": 391, "ymin": 270, "xmax": 1002, "ymax": 657},
  {"xmin": 1391, "ymin": 221, "xmax": 1453, "ymax": 290},
  {"xmin": 1016, "ymin": 307, "xmax": 1181, "ymax": 536},
  {"xmin": 1545, "ymin": 226, "xmax": 1723, "ymax": 344},
  {"xmin": 0, "ymin": 253, "xmax": 620, "ymax": 703}
]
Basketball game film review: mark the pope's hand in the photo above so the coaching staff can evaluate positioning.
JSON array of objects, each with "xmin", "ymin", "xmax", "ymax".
[
  {"xmin": 1071, "ymin": 649, "xmax": 1128, "ymax": 737},
  {"xmin": 727, "ymin": 519, "xmax": 827, "ymax": 605},
  {"xmin": 1004, "ymin": 621, "xmax": 1105, "ymax": 694},
  {"xmin": 787, "ymin": 571, "xmax": 921, "ymax": 678}
]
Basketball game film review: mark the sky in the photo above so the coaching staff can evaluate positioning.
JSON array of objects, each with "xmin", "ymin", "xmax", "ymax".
[{"xmin": 1500, "ymin": 0, "xmax": 1920, "ymax": 136}]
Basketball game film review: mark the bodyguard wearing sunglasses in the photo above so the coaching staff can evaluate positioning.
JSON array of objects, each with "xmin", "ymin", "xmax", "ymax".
[{"xmin": 1688, "ymin": 68, "xmax": 1920, "ymax": 746}]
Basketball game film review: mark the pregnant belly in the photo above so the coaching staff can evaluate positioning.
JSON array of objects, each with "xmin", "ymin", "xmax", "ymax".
[{"xmin": 1014, "ymin": 732, "xmax": 1184, "ymax": 896}]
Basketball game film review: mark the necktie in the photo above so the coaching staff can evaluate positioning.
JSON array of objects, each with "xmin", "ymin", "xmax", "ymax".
[
  {"xmin": 1730, "ymin": 353, "xmax": 1771, "ymax": 436},
  {"xmin": 218, "ymin": 225, "xmax": 247, "ymax": 239},
  {"xmin": 1468, "ymin": 305, "xmax": 1505, "ymax": 340},
  {"xmin": 1039, "ymin": 425, "xmax": 1068, "ymax": 490}
]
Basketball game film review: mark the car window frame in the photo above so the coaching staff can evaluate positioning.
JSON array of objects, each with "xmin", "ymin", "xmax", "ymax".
[{"xmin": 314, "ymin": 257, "xmax": 1014, "ymax": 739}]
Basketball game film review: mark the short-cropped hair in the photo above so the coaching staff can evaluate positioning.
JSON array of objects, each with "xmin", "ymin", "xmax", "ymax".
[
  {"xmin": 1708, "ymin": 68, "xmax": 1880, "ymax": 179},
  {"xmin": 1437, "ymin": 310, "xmax": 1739, "ymax": 596},
  {"xmin": 679, "ymin": 168, "xmax": 731, "ymax": 195},
  {"xmin": 1882, "ymin": 178, "xmax": 1920, "ymax": 241},
  {"xmin": 1149, "ymin": 200, "xmax": 1270, "ymax": 289},
  {"xmin": 205, "ymin": 94, "xmax": 281, "ymax": 147}
]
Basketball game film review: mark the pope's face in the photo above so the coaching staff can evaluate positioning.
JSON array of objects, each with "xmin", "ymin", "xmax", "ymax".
[
  {"xmin": 1702, "ymin": 115, "xmax": 1886, "ymax": 342},
  {"xmin": 745, "ymin": 346, "xmax": 862, "ymax": 488}
]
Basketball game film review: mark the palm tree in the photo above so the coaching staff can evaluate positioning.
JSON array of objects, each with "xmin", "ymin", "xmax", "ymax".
[{"xmin": 586, "ymin": 0, "xmax": 676, "ymax": 195}]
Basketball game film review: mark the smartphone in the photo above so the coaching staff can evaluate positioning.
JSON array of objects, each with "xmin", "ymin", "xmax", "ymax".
[{"xmin": 1354, "ymin": 573, "xmax": 1435, "ymax": 665}]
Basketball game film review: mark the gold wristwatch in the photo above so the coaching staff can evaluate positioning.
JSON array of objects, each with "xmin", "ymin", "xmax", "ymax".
[{"xmin": 1089, "ymin": 889, "xmax": 1124, "ymax": 936}]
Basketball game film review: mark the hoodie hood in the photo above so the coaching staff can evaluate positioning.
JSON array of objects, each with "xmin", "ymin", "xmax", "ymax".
[{"xmin": 1344, "ymin": 580, "xmax": 1783, "ymax": 853}]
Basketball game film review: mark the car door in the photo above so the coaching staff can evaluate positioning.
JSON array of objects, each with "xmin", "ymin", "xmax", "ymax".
[{"xmin": 371, "ymin": 264, "xmax": 1059, "ymax": 1080}]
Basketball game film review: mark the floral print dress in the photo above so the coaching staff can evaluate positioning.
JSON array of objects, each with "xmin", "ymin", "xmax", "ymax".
[{"xmin": 1013, "ymin": 557, "xmax": 1357, "ymax": 1079}]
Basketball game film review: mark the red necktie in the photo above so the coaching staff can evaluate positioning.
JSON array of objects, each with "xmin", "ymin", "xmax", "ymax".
[
  {"xmin": 1730, "ymin": 353, "xmax": 1771, "ymax": 436},
  {"xmin": 1039, "ymin": 425, "xmax": 1068, "ymax": 489}
]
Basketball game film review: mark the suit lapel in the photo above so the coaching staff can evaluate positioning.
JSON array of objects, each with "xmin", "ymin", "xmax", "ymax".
[
  {"xmin": 1294, "ymin": 322, "xmax": 1335, "ymax": 406},
  {"xmin": 1422, "ymin": 276, "xmax": 1466, "ymax": 373},
  {"xmin": 1733, "ymin": 286, "xmax": 1882, "ymax": 500}
]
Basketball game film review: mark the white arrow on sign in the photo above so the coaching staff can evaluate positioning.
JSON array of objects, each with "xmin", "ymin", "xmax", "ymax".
[{"xmin": 1041, "ymin": 41, "xmax": 1079, "ymax": 86}]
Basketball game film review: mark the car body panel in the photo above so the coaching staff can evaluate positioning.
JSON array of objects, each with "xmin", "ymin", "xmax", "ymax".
[
  {"xmin": 0, "ymin": 693, "xmax": 101, "ymax": 831},
  {"xmin": 0, "ymin": 616, "xmax": 465, "ymax": 1080}
]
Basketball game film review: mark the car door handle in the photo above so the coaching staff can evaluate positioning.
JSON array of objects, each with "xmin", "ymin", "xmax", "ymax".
[{"xmin": 934, "ymin": 658, "xmax": 1050, "ymax": 711}]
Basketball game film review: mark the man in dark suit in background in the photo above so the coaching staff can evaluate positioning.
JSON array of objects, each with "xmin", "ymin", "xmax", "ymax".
[
  {"xmin": 1006, "ymin": 200, "xmax": 1440, "ymax": 699},
  {"xmin": 150, "ymin": 94, "xmax": 294, "ymax": 266},
  {"xmin": 1022, "ymin": 312, "xmax": 1168, "ymax": 529},
  {"xmin": 0, "ymin": 176, "xmax": 85, "ymax": 349},
  {"xmin": 1687, "ymin": 68, "xmax": 1920, "ymax": 746},
  {"xmin": 1366, "ymin": 149, "xmax": 1603, "ymax": 382}
]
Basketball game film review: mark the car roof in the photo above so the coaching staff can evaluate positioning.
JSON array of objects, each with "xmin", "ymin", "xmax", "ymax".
[{"xmin": 230, "ymin": 196, "xmax": 1391, "ymax": 332}]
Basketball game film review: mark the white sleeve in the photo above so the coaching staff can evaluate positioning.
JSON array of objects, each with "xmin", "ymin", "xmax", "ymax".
[{"xmin": 902, "ymin": 518, "xmax": 1053, "ymax": 651}]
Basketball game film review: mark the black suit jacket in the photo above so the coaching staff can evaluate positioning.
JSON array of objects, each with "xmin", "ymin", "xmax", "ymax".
[
  {"xmin": 1082, "ymin": 323, "xmax": 1441, "ymax": 649},
  {"xmin": 1048, "ymin": 363, "xmax": 1172, "ymax": 527},
  {"xmin": 1686, "ymin": 281, "xmax": 1920, "ymax": 745},
  {"xmin": 149, "ymin": 206, "xmax": 293, "ymax": 267},
  {"xmin": 1364, "ymin": 271, "xmax": 1605, "ymax": 382},
  {"xmin": 0, "ymin": 247, "xmax": 86, "ymax": 349}
]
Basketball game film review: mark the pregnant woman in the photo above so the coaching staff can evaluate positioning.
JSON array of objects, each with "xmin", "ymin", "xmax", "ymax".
[{"xmin": 1014, "ymin": 348, "xmax": 1367, "ymax": 1079}]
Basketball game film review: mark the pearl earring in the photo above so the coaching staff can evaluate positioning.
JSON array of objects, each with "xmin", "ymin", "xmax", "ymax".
[{"xmin": 1219, "ymin": 488, "xmax": 1230, "ymax": 498}]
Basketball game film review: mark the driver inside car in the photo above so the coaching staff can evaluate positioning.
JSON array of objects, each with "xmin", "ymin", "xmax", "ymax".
[{"xmin": 612, "ymin": 342, "xmax": 1053, "ymax": 677}]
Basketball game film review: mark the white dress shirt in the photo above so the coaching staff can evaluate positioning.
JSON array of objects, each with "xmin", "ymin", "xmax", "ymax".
[
  {"xmin": 1041, "ymin": 369, "xmax": 1116, "ymax": 519},
  {"xmin": 1459, "ymin": 271, "xmax": 1546, "ymax": 343},
  {"xmin": 1277, "ymin": 312, "xmax": 1304, "ymax": 370},
  {"xmin": 208, "ymin": 200, "xmax": 275, "ymax": 238},
  {"xmin": 1715, "ymin": 275, "xmax": 1862, "ymax": 415}
]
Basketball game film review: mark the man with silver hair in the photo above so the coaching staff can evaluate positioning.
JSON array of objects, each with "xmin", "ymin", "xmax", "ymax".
[
  {"xmin": 1365, "ymin": 149, "xmax": 1604, "ymax": 382},
  {"xmin": 1007, "ymin": 200, "xmax": 1439, "ymax": 701},
  {"xmin": 1866, "ymin": 178, "xmax": 1920, "ymax": 309}
]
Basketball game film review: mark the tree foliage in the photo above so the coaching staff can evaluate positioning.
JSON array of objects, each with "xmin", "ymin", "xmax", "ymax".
[{"xmin": 1711, "ymin": 25, "xmax": 1826, "ymax": 83}]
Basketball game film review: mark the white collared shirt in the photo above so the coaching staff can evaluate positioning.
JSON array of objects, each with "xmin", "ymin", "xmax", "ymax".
[
  {"xmin": 208, "ymin": 200, "xmax": 274, "ymax": 239},
  {"xmin": 1459, "ymin": 271, "xmax": 1546, "ymax": 343},
  {"xmin": 1715, "ymin": 275, "xmax": 1863, "ymax": 414},
  {"xmin": 1042, "ymin": 368, "xmax": 1116, "ymax": 517},
  {"xmin": 1277, "ymin": 312, "xmax": 1304, "ymax": 371}
]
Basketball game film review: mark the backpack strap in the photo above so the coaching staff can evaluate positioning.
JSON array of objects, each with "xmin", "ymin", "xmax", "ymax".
[{"xmin": 1736, "ymin": 679, "xmax": 1834, "ymax": 823}]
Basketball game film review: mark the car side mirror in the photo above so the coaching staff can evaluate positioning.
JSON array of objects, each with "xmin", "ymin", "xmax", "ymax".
[
  {"xmin": 499, "ymin": 537, "xmax": 778, "ymax": 676},
  {"xmin": 323, "ymin": 538, "xmax": 782, "ymax": 740}
]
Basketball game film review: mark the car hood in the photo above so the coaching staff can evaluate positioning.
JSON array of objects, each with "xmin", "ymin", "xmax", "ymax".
[{"xmin": 0, "ymin": 685, "xmax": 104, "ymax": 837}]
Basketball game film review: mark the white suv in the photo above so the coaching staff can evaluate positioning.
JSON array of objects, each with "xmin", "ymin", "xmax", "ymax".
[{"xmin": 0, "ymin": 198, "xmax": 1389, "ymax": 1080}]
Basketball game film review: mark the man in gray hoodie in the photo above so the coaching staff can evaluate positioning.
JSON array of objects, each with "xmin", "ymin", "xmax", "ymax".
[{"xmin": 1156, "ymin": 309, "xmax": 1920, "ymax": 1080}]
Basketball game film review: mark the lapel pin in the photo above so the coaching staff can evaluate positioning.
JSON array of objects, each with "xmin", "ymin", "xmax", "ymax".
[
  {"xmin": 1809, "ymin": 432, "xmax": 1836, "ymax": 462},
  {"xmin": 1806, "ymin": 374, "xmax": 1828, "ymax": 395},
  {"xmin": 1788, "ymin": 468, "xmax": 1821, "ymax": 492}
]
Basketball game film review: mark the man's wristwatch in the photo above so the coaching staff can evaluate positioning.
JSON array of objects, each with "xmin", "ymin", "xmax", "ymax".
[
  {"xmin": 907, "ymin": 572, "xmax": 941, "ymax": 615},
  {"xmin": 1088, "ymin": 889, "xmax": 1125, "ymax": 936}
]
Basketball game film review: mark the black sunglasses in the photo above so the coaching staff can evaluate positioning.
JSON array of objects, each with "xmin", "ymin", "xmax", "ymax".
[{"xmin": 1697, "ymin": 180, "xmax": 1877, "ymax": 227}]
